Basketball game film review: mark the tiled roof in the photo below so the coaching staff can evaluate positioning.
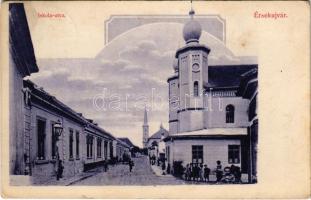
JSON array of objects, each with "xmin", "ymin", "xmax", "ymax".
[
  {"xmin": 23, "ymin": 79, "xmax": 115, "ymax": 139},
  {"xmin": 149, "ymin": 128, "xmax": 169, "ymax": 140},
  {"xmin": 118, "ymin": 138, "xmax": 134, "ymax": 147},
  {"xmin": 9, "ymin": 3, "xmax": 39, "ymax": 77},
  {"xmin": 205, "ymin": 64, "xmax": 258, "ymax": 88}
]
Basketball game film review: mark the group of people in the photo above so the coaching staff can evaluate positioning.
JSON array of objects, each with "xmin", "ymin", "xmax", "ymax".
[
  {"xmin": 149, "ymin": 154, "xmax": 157, "ymax": 165},
  {"xmin": 183, "ymin": 160, "xmax": 242, "ymax": 184},
  {"xmin": 184, "ymin": 163, "xmax": 211, "ymax": 182}
]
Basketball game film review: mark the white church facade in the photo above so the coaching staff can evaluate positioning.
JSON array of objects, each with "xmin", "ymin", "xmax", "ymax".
[{"xmin": 164, "ymin": 9, "xmax": 258, "ymax": 183}]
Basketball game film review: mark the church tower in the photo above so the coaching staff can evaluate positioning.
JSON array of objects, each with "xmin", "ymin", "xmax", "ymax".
[
  {"xmin": 168, "ymin": 8, "xmax": 210, "ymax": 133},
  {"xmin": 142, "ymin": 107, "xmax": 149, "ymax": 148}
]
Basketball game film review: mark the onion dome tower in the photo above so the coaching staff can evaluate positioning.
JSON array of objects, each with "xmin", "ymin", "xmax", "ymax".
[
  {"xmin": 183, "ymin": 8, "xmax": 202, "ymax": 44},
  {"xmin": 174, "ymin": 6, "xmax": 210, "ymax": 133}
]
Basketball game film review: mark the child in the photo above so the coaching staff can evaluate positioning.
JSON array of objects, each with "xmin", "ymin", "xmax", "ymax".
[{"xmin": 204, "ymin": 164, "xmax": 210, "ymax": 182}]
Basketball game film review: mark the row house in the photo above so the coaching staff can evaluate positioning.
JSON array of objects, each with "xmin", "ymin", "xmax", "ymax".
[
  {"xmin": 8, "ymin": 3, "xmax": 129, "ymax": 185},
  {"xmin": 8, "ymin": 3, "xmax": 123, "ymax": 185},
  {"xmin": 23, "ymin": 80, "xmax": 116, "ymax": 184},
  {"xmin": 115, "ymin": 138, "xmax": 131, "ymax": 162}
]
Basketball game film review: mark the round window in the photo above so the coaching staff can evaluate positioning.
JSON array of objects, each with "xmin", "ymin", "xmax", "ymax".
[{"xmin": 192, "ymin": 63, "xmax": 200, "ymax": 72}]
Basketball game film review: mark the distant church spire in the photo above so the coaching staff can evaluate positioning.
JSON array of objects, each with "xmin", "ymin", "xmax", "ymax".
[
  {"xmin": 142, "ymin": 106, "xmax": 149, "ymax": 148},
  {"xmin": 144, "ymin": 107, "xmax": 148, "ymax": 125}
]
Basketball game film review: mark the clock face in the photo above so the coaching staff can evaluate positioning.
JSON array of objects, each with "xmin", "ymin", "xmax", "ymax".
[{"xmin": 192, "ymin": 63, "xmax": 200, "ymax": 72}]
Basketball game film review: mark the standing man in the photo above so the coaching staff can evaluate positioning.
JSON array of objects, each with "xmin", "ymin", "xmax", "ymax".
[
  {"xmin": 103, "ymin": 160, "xmax": 108, "ymax": 172},
  {"xmin": 129, "ymin": 159, "xmax": 134, "ymax": 172},
  {"xmin": 56, "ymin": 160, "xmax": 64, "ymax": 180},
  {"xmin": 216, "ymin": 160, "xmax": 223, "ymax": 183}
]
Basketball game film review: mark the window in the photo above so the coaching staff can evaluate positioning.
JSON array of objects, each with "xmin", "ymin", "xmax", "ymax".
[
  {"xmin": 69, "ymin": 129, "xmax": 74, "ymax": 159},
  {"xmin": 192, "ymin": 145, "xmax": 203, "ymax": 163},
  {"xmin": 87, "ymin": 135, "xmax": 93, "ymax": 158},
  {"xmin": 51, "ymin": 122, "xmax": 57, "ymax": 159},
  {"xmin": 76, "ymin": 131, "xmax": 80, "ymax": 159},
  {"xmin": 104, "ymin": 140, "xmax": 108, "ymax": 160},
  {"xmin": 37, "ymin": 119, "xmax": 46, "ymax": 160},
  {"xmin": 194, "ymin": 81, "xmax": 199, "ymax": 97},
  {"xmin": 109, "ymin": 141, "xmax": 113, "ymax": 159},
  {"xmin": 228, "ymin": 145, "xmax": 240, "ymax": 164},
  {"xmin": 97, "ymin": 138, "xmax": 102, "ymax": 158},
  {"xmin": 226, "ymin": 105, "xmax": 235, "ymax": 123}
]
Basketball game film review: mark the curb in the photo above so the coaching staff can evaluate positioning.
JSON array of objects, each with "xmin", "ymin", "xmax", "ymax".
[
  {"xmin": 65, "ymin": 170, "xmax": 103, "ymax": 186},
  {"xmin": 65, "ymin": 174, "xmax": 95, "ymax": 186}
]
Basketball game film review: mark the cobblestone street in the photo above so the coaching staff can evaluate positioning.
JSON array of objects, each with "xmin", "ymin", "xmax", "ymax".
[{"xmin": 71, "ymin": 156, "xmax": 185, "ymax": 185}]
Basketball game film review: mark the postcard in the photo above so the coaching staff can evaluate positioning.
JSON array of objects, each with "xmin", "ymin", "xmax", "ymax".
[{"xmin": 0, "ymin": 1, "xmax": 310, "ymax": 198}]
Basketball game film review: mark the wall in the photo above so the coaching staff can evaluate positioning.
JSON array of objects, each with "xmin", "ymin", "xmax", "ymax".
[
  {"xmin": 178, "ymin": 110, "xmax": 204, "ymax": 132},
  {"xmin": 167, "ymin": 139, "xmax": 241, "ymax": 171},
  {"xmin": 168, "ymin": 77, "xmax": 179, "ymax": 134},
  {"xmin": 29, "ymin": 104, "xmax": 85, "ymax": 182},
  {"xmin": 83, "ymin": 131, "xmax": 112, "ymax": 165},
  {"xmin": 204, "ymin": 96, "xmax": 250, "ymax": 128},
  {"xmin": 9, "ymin": 54, "xmax": 24, "ymax": 175},
  {"xmin": 169, "ymin": 121, "xmax": 178, "ymax": 135},
  {"xmin": 29, "ymin": 103, "xmax": 113, "ymax": 182}
]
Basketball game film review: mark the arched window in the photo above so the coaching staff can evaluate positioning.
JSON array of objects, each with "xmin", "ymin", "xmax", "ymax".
[
  {"xmin": 194, "ymin": 81, "xmax": 199, "ymax": 97},
  {"xmin": 226, "ymin": 105, "xmax": 235, "ymax": 123}
]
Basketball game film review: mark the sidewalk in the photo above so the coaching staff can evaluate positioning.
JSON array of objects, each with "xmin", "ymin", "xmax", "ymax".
[
  {"xmin": 150, "ymin": 164, "xmax": 174, "ymax": 178},
  {"xmin": 31, "ymin": 166, "xmax": 105, "ymax": 186}
]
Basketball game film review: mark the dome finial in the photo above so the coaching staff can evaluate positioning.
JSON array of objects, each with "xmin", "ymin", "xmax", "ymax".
[
  {"xmin": 182, "ymin": 0, "xmax": 202, "ymax": 44},
  {"xmin": 189, "ymin": 0, "xmax": 195, "ymax": 19},
  {"xmin": 189, "ymin": 8, "xmax": 195, "ymax": 19}
]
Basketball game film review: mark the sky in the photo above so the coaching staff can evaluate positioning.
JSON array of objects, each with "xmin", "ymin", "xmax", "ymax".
[{"xmin": 25, "ymin": 4, "xmax": 256, "ymax": 147}]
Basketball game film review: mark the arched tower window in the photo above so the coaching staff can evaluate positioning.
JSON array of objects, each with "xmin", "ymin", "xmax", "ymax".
[
  {"xmin": 226, "ymin": 105, "xmax": 235, "ymax": 123},
  {"xmin": 194, "ymin": 81, "xmax": 199, "ymax": 97}
]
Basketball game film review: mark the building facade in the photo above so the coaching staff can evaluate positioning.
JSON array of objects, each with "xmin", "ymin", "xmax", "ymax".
[
  {"xmin": 165, "ymin": 9, "xmax": 258, "ymax": 182},
  {"xmin": 236, "ymin": 68, "xmax": 258, "ymax": 182},
  {"xmin": 22, "ymin": 80, "xmax": 116, "ymax": 183},
  {"xmin": 9, "ymin": 3, "xmax": 39, "ymax": 176},
  {"xmin": 115, "ymin": 138, "xmax": 131, "ymax": 162},
  {"xmin": 147, "ymin": 124, "xmax": 169, "ymax": 161},
  {"xmin": 8, "ymin": 4, "xmax": 125, "ymax": 185}
]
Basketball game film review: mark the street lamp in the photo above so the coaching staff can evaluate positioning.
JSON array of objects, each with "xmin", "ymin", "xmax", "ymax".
[{"xmin": 53, "ymin": 120, "xmax": 63, "ymax": 139}]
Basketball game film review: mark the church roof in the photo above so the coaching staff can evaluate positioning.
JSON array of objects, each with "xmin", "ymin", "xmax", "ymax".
[
  {"xmin": 205, "ymin": 64, "xmax": 258, "ymax": 89},
  {"xmin": 149, "ymin": 127, "xmax": 169, "ymax": 140}
]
